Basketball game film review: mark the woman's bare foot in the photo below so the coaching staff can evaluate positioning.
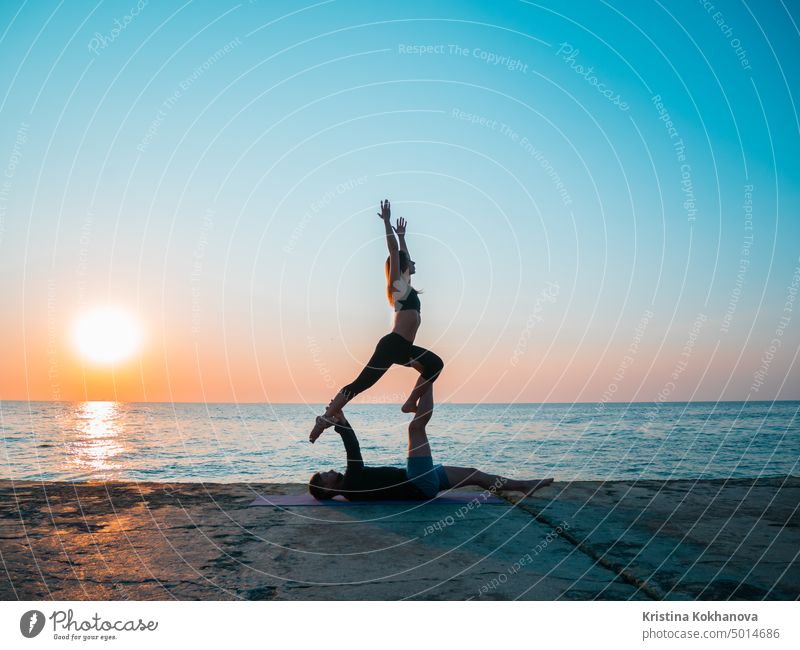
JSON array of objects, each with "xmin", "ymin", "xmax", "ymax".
[
  {"xmin": 309, "ymin": 415, "xmax": 336, "ymax": 443},
  {"xmin": 400, "ymin": 398, "xmax": 418, "ymax": 413}
]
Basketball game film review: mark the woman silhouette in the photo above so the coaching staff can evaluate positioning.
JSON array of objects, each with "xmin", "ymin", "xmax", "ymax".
[{"xmin": 309, "ymin": 199, "xmax": 444, "ymax": 442}]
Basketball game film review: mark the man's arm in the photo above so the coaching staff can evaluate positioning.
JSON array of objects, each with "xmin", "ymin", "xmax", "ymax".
[{"xmin": 334, "ymin": 420, "xmax": 363, "ymax": 472}]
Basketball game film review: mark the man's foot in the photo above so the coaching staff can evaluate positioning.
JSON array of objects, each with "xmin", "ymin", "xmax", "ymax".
[
  {"xmin": 401, "ymin": 398, "xmax": 418, "ymax": 413},
  {"xmin": 517, "ymin": 478, "xmax": 554, "ymax": 496},
  {"xmin": 309, "ymin": 415, "xmax": 335, "ymax": 443}
]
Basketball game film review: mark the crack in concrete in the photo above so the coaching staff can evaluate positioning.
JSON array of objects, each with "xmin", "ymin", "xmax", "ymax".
[{"xmin": 502, "ymin": 496, "xmax": 661, "ymax": 600}]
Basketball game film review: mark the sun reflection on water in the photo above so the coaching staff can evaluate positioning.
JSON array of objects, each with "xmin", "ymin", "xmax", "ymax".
[{"xmin": 68, "ymin": 401, "xmax": 125, "ymax": 479}]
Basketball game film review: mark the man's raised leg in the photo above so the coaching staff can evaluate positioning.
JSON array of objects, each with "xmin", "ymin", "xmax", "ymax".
[{"xmin": 406, "ymin": 385, "xmax": 433, "ymax": 457}]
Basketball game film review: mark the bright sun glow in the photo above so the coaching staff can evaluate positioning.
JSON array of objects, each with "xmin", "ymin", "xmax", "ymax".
[{"xmin": 73, "ymin": 306, "xmax": 142, "ymax": 364}]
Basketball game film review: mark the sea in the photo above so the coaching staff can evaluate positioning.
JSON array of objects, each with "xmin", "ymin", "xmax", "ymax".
[{"xmin": 0, "ymin": 400, "xmax": 797, "ymax": 483}]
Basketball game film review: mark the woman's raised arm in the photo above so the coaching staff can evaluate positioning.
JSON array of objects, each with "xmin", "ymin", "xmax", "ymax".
[
  {"xmin": 393, "ymin": 217, "xmax": 410, "ymax": 257},
  {"xmin": 377, "ymin": 199, "xmax": 400, "ymax": 282}
]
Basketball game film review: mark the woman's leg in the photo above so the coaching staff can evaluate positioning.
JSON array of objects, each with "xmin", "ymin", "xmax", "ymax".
[
  {"xmin": 442, "ymin": 466, "xmax": 554, "ymax": 496},
  {"xmin": 309, "ymin": 335, "xmax": 396, "ymax": 441},
  {"xmin": 403, "ymin": 374, "xmax": 430, "ymax": 413},
  {"xmin": 401, "ymin": 346, "xmax": 443, "ymax": 413}
]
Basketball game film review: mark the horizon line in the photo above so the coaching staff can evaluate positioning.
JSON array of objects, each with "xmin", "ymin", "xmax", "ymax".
[{"xmin": 1, "ymin": 399, "xmax": 798, "ymax": 406}]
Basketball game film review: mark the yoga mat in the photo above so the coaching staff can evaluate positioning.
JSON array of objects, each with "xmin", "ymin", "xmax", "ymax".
[{"xmin": 249, "ymin": 492, "xmax": 505, "ymax": 507}]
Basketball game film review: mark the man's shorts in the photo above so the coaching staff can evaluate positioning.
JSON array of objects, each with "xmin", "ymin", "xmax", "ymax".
[{"xmin": 406, "ymin": 455, "xmax": 450, "ymax": 498}]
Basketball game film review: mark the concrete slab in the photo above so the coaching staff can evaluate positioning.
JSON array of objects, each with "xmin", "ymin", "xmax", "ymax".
[
  {"xmin": 0, "ymin": 477, "xmax": 796, "ymax": 600},
  {"xmin": 519, "ymin": 475, "xmax": 800, "ymax": 600}
]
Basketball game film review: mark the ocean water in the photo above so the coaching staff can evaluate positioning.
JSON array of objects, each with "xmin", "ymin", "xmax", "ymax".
[{"xmin": 0, "ymin": 401, "xmax": 797, "ymax": 483}]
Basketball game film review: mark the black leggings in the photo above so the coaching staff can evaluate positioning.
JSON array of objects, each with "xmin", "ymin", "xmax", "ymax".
[{"xmin": 340, "ymin": 332, "xmax": 444, "ymax": 400}]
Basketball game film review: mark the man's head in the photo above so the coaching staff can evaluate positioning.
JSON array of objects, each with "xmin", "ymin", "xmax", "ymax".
[{"xmin": 308, "ymin": 469, "xmax": 344, "ymax": 500}]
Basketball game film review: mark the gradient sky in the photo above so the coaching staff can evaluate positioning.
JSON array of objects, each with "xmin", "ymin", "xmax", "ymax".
[{"xmin": 0, "ymin": 0, "xmax": 798, "ymax": 403}]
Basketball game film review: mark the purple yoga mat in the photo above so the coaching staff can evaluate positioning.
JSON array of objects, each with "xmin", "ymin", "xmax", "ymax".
[{"xmin": 249, "ymin": 492, "xmax": 506, "ymax": 506}]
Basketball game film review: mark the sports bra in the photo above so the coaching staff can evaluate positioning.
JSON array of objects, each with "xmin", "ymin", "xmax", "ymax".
[{"xmin": 392, "ymin": 273, "xmax": 421, "ymax": 313}]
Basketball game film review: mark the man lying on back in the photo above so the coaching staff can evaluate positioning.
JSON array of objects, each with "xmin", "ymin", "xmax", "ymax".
[{"xmin": 308, "ymin": 389, "xmax": 554, "ymax": 501}]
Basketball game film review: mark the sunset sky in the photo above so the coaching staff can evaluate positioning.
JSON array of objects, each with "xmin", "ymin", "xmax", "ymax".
[{"xmin": 0, "ymin": 0, "xmax": 798, "ymax": 403}]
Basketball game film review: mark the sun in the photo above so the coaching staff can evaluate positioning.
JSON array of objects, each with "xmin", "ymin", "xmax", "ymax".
[{"xmin": 73, "ymin": 306, "xmax": 143, "ymax": 365}]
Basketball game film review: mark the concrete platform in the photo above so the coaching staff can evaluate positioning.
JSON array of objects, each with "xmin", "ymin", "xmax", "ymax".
[{"xmin": 0, "ymin": 476, "xmax": 797, "ymax": 600}]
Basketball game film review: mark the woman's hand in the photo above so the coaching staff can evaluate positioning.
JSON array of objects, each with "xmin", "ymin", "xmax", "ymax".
[
  {"xmin": 393, "ymin": 217, "xmax": 407, "ymax": 237},
  {"xmin": 377, "ymin": 198, "xmax": 391, "ymax": 221}
]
